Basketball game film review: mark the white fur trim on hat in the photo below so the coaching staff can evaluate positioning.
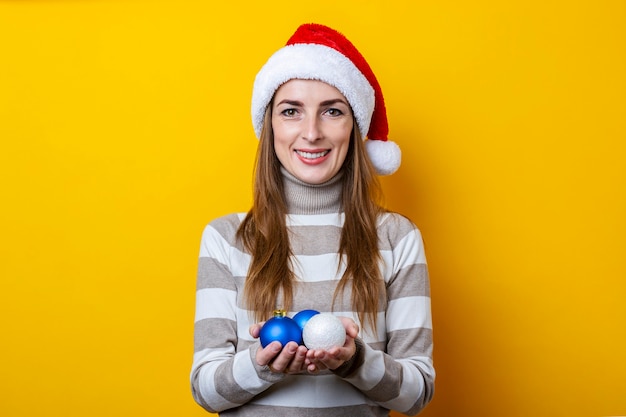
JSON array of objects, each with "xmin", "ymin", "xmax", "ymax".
[{"xmin": 251, "ymin": 43, "xmax": 375, "ymax": 139}]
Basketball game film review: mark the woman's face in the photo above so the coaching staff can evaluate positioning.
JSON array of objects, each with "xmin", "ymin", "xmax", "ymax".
[{"xmin": 271, "ymin": 79, "xmax": 353, "ymax": 185}]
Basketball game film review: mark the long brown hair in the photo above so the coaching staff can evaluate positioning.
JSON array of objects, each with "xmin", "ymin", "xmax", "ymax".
[{"xmin": 237, "ymin": 105, "xmax": 386, "ymax": 332}]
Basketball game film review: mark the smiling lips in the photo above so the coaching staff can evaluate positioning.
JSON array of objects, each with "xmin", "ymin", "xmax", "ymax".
[{"xmin": 295, "ymin": 149, "xmax": 331, "ymax": 165}]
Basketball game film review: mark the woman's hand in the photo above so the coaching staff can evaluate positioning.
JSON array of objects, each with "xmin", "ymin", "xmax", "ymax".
[
  {"xmin": 249, "ymin": 322, "xmax": 308, "ymax": 374},
  {"xmin": 249, "ymin": 316, "xmax": 359, "ymax": 374},
  {"xmin": 304, "ymin": 317, "xmax": 359, "ymax": 373}
]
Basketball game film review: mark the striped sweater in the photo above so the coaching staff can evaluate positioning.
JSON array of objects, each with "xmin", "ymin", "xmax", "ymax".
[{"xmin": 191, "ymin": 170, "xmax": 434, "ymax": 416}]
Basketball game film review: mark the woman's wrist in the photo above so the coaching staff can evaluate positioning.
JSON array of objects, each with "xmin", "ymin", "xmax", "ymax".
[{"xmin": 330, "ymin": 337, "xmax": 365, "ymax": 378}]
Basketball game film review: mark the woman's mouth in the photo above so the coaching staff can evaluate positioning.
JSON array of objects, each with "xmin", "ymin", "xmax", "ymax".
[{"xmin": 295, "ymin": 150, "xmax": 330, "ymax": 160}]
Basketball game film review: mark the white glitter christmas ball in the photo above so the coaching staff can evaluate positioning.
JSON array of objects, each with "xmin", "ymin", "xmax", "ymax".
[{"xmin": 302, "ymin": 313, "xmax": 346, "ymax": 350}]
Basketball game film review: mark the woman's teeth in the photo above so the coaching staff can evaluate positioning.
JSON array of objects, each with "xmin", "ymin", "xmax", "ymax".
[{"xmin": 296, "ymin": 150, "xmax": 329, "ymax": 159}]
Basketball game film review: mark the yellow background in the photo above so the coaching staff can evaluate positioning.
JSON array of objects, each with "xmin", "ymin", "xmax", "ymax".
[{"xmin": 1, "ymin": 1, "xmax": 624, "ymax": 416}]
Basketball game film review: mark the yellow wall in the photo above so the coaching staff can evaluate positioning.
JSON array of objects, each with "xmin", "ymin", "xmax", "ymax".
[{"xmin": 1, "ymin": 1, "xmax": 624, "ymax": 416}]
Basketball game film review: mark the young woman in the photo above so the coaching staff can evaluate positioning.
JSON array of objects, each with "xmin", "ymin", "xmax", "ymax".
[{"xmin": 191, "ymin": 23, "xmax": 434, "ymax": 416}]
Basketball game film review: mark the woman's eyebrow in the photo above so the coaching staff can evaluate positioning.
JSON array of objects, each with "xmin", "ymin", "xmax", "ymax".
[
  {"xmin": 275, "ymin": 99, "xmax": 303, "ymax": 107},
  {"xmin": 275, "ymin": 98, "xmax": 349, "ymax": 107},
  {"xmin": 320, "ymin": 98, "xmax": 349, "ymax": 106}
]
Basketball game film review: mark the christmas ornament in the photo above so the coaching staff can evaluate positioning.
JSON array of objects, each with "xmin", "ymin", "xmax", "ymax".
[
  {"xmin": 259, "ymin": 310, "xmax": 303, "ymax": 348},
  {"xmin": 292, "ymin": 309, "xmax": 320, "ymax": 330},
  {"xmin": 302, "ymin": 313, "xmax": 346, "ymax": 350}
]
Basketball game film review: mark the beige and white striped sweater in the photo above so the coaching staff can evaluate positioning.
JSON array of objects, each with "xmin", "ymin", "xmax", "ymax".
[{"xmin": 191, "ymin": 171, "xmax": 434, "ymax": 416}]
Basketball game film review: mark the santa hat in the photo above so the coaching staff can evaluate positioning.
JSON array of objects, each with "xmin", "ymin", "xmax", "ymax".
[{"xmin": 251, "ymin": 23, "xmax": 401, "ymax": 175}]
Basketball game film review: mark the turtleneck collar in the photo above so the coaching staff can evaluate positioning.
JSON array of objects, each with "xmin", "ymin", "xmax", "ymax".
[{"xmin": 281, "ymin": 167, "xmax": 344, "ymax": 215}]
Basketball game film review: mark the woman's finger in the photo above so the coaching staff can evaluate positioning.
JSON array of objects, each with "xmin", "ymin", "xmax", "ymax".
[
  {"xmin": 285, "ymin": 345, "xmax": 308, "ymax": 374},
  {"xmin": 256, "ymin": 341, "xmax": 282, "ymax": 367}
]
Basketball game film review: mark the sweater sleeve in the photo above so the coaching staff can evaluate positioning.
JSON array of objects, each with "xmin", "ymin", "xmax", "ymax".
[
  {"xmin": 190, "ymin": 220, "xmax": 286, "ymax": 413},
  {"xmin": 333, "ymin": 215, "xmax": 435, "ymax": 416}
]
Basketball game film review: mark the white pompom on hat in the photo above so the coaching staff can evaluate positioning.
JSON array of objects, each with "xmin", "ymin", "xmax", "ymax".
[{"xmin": 251, "ymin": 23, "xmax": 401, "ymax": 175}]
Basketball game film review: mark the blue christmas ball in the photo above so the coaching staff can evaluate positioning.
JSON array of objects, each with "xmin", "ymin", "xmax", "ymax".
[
  {"xmin": 292, "ymin": 309, "xmax": 320, "ymax": 330},
  {"xmin": 259, "ymin": 315, "xmax": 303, "ymax": 348}
]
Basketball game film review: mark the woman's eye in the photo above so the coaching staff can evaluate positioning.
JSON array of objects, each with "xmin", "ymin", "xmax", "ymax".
[
  {"xmin": 281, "ymin": 108, "xmax": 297, "ymax": 117},
  {"xmin": 326, "ymin": 108, "xmax": 343, "ymax": 116}
]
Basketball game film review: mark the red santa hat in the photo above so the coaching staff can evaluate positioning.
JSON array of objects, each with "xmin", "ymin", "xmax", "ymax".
[{"xmin": 251, "ymin": 23, "xmax": 401, "ymax": 175}]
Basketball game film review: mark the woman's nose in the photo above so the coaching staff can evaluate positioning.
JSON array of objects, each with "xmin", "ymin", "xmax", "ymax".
[{"xmin": 302, "ymin": 115, "xmax": 322, "ymax": 142}]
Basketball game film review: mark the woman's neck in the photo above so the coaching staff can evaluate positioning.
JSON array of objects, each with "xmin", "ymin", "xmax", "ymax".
[{"xmin": 281, "ymin": 167, "xmax": 343, "ymax": 215}]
